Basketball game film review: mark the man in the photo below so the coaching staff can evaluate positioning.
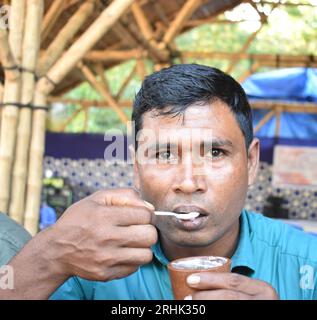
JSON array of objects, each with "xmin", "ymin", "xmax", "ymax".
[
  {"xmin": 0, "ymin": 213, "xmax": 31, "ymax": 266},
  {"xmin": 2, "ymin": 64, "xmax": 317, "ymax": 300}
]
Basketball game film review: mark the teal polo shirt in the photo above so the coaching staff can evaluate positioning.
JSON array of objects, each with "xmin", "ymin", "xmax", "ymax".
[
  {"xmin": 0, "ymin": 213, "xmax": 32, "ymax": 266},
  {"xmin": 50, "ymin": 209, "xmax": 317, "ymax": 300}
]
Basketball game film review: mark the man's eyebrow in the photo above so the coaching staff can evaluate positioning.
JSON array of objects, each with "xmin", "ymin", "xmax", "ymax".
[
  {"xmin": 147, "ymin": 142, "xmax": 178, "ymax": 151},
  {"xmin": 208, "ymin": 138, "xmax": 233, "ymax": 148}
]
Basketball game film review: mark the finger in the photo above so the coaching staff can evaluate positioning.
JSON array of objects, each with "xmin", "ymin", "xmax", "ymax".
[
  {"xmin": 118, "ymin": 224, "xmax": 158, "ymax": 248},
  {"xmin": 192, "ymin": 289, "xmax": 253, "ymax": 300},
  {"xmin": 114, "ymin": 248, "xmax": 154, "ymax": 266},
  {"xmin": 92, "ymin": 188, "xmax": 154, "ymax": 210},
  {"xmin": 187, "ymin": 272, "xmax": 265, "ymax": 296},
  {"xmin": 96, "ymin": 204, "xmax": 153, "ymax": 226},
  {"xmin": 110, "ymin": 206, "xmax": 154, "ymax": 226}
]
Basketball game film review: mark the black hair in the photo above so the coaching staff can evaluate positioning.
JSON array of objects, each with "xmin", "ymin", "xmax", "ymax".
[{"xmin": 132, "ymin": 64, "xmax": 253, "ymax": 150}]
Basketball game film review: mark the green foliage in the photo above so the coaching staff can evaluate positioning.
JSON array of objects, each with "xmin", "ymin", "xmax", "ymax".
[{"xmin": 48, "ymin": 3, "xmax": 317, "ymax": 134}]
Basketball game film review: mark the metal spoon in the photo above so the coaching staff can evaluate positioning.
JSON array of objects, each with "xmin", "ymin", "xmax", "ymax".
[{"xmin": 154, "ymin": 211, "xmax": 200, "ymax": 220}]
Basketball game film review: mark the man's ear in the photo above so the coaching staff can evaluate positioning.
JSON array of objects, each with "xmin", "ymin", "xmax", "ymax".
[
  {"xmin": 129, "ymin": 144, "xmax": 141, "ymax": 190},
  {"xmin": 247, "ymin": 138, "xmax": 260, "ymax": 186}
]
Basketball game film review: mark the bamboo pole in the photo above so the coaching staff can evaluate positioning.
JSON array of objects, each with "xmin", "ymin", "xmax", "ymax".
[
  {"xmin": 64, "ymin": 0, "xmax": 81, "ymax": 10},
  {"xmin": 179, "ymin": 51, "xmax": 317, "ymax": 66},
  {"xmin": 136, "ymin": 58, "xmax": 146, "ymax": 80},
  {"xmin": 162, "ymin": 0, "xmax": 202, "ymax": 45},
  {"xmin": 261, "ymin": 1, "xmax": 316, "ymax": 7},
  {"xmin": 38, "ymin": 0, "xmax": 96, "ymax": 76},
  {"xmin": 250, "ymin": 101, "xmax": 317, "ymax": 113},
  {"xmin": 254, "ymin": 109, "xmax": 276, "ymax": 134},
  {"xmin": 41, "ymin": 0, "xmax": 65, "ymax": 43},
  {"xmin": 60, "ymin": 107, "xmax": 83, "ymax": 131},
  {"xmin": 113, "ymin": 21, "xmax": 140, "ymax": 48},
  {"xmin": 226, "ymin": 25, "xmax": 264, "ymax": 74},
  {"xmin": 48, "ymin": 97, "xmax": 132, "ymax": 108},
  {"xmin": 78, "ymin": 62, "xmax": 129, "ymax": 123},
  {"xmin": 153, "ymin": 2, "xmax": 169, "ymax": 27},
  {"xmin": 38, "ymin": 0, "xmax": 136, "ymax": 96},
  {"xmin": 24, "ymin": 0, "xmax": 135, "ymax": 235},
  {"xmin": 9, "ymin": 0, "xmax": 44, "ymax": 223},
  {"xmin": 0, "ymin": 84, "xmax": 3, "ymax": 103},
  {"xmin": 226, "ymin": 2, "xmax": 279, "ymax": 74},
  {"xmin": 85, "ymin": 49, "xmax": 145, "ymax": 62},
  {"xmin": 126, "ymin": 22, "xmax": 169, "ymax": 63},
  {"xmin": 131, "ymin": 2, "xmax": 154, "ymax": 42},
  {"xmin": 8, "ymin": 0, "xmax": 26, "ymax": 65},
  {"xmin": 238, "ymin": 61, "xmax": 261, "ymax": 83},
  {"xmin": 275, "ymin": 108, "xmax": 281, "ymax": 138},
  {"xmin": 84, "ymin": 108, "xmax": 89, "ymax": 132},
  {"xmin": 23, "ymin": 93, "xmax": 46, "ymax": 233},
  {"xmin": 94, "ymin": 63, "xmax": 110, "ymax": 91},
  {"xmin": 0, "ymin": 83, "xmax": 3, "ymax": 130},
  {"xmin": 0, "ymin": 0, "xmax": 25, "ymax": 215},
  {"xmin": 48, "ymin": 96, "xmax": 317, "ymax": 114},
  {"xmin": 115, "ymin": 63, "xmax": 137, "ymax": 100}
]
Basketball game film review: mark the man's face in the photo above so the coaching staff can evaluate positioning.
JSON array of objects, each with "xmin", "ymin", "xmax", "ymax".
[{"xmin": 133, "ymin": 100, "xmax": 259, "ymax": 248}]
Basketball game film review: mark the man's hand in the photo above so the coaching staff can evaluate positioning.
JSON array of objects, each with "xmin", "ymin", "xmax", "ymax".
[
  {"xmin": 186, "ymin": 272, "xmax": 279, "ymax": 300},
  {"xmin": 50, "ymin": 188, "xmax": 158, "ymax": 282},
  {"xmin": 2, "ymin": 188, "xmax": 158, "ymax": 299}
]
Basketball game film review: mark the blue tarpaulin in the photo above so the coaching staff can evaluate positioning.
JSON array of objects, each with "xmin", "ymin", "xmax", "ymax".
[{"xmin": 242, "ymin": 68, "xmax": 317, "ymax": 139}]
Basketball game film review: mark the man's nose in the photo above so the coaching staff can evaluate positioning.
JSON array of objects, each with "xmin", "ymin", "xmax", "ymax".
[{"xmin": 172, "ymin": 155, "xmax": 207, "ymax": 194}]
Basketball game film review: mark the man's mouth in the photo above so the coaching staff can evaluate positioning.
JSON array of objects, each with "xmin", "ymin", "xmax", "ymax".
[
  {"xmin": 172, "ymin": 205, "xmax": 209, "ymax": 231},
  {"xmin": 173, "ymin": 205, "xmax": 208, "ymax": 218}
]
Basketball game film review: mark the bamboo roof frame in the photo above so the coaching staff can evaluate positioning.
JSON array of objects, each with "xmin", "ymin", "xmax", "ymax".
[{"xmin": 0, "ymin": 0, "xmax": 316, "ymax": 234}]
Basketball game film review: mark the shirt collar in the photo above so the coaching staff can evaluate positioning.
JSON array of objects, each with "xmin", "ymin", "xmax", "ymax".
[
  {"xmin": 230, "ymin": 209, "xmax": 256, "ymax": 274},
  {"xmin": 152, "ymin": 208, "xmax": 256, "ymax": 273}
]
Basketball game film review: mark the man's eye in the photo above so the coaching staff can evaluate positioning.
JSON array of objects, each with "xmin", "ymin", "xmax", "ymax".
[
  {"xmin": 156, "ymin": 150, "xmax": 178, "ymax": 162},
  {"xmin": 156, "ymin": 151, "xmax": 171, "ymax": 159},
  {"xmin": 206, "ymin": 148, "xmax": 224, "ymax": 158}
]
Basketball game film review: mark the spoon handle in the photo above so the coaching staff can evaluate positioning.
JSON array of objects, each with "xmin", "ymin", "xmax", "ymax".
[{"xmin": 154, "ymin": 211, "xmax": 176, "ymax": 217}]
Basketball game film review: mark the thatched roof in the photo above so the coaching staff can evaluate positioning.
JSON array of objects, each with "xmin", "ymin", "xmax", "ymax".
[{"xmin": 43, "ymin": 0, "xmax": 243, "ymax": 95}]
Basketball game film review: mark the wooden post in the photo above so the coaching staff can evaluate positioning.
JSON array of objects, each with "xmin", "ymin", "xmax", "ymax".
[
  {"xmin": 0, "ymin": 0, "xmax": 25, "ymax": 215},
  {"xmin": 24, "ymin": 0, "xmax": 135, "ymax": 235},
  {"xmin": 9, "ymin": 0, "xmax": 44, "ymax": 223}
]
